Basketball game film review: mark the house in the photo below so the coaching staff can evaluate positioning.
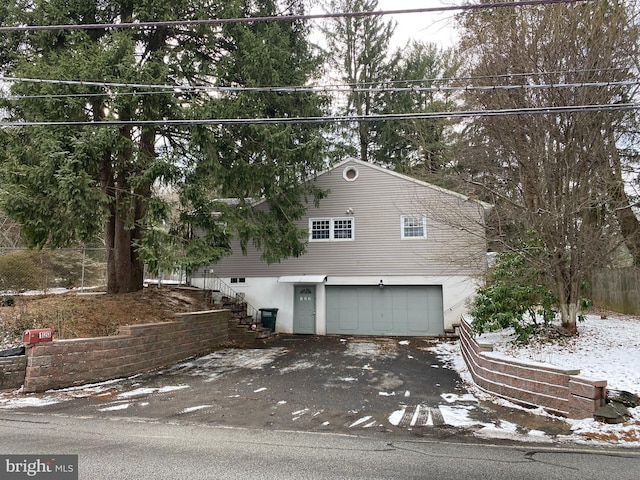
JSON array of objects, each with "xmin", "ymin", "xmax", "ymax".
[{"xmin": 190, "ymin": 159, "xmax": 491, "ymax": 337}]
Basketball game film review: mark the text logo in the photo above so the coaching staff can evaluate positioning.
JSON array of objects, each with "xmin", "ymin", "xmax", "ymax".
[{"xmin": 1, "ymin": 455, "xmax": 78, "ymax": 479}]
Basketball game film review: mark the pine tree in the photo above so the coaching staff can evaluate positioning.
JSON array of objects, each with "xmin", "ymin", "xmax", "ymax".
[
  {"xmin": 321, "ymin": 0, "xmax": 396, "ymax": 164},
  {"xmin": 321, "ymin": 1, "xmax": 454, "ymax": 173},
  {"xmin": 0, "ymin": 0, "xmax": 327, "ymax": 293},
  {"xmin": 376, "ymin": 41, "xmax": 457, "ymax": 175}
]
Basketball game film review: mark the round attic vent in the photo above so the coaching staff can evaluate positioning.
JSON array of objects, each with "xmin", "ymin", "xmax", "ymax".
[{"xmin": 343, "ymin": 165, "xmax": 359, "ymax": 182}]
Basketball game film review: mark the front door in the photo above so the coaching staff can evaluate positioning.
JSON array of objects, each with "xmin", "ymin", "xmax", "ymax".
[{"xmin": 293, "ymin": 285, "xmax": 316, "ymax": 334}]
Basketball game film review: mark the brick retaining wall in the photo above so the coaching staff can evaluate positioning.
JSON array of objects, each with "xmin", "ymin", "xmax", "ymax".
[
  {"xmin": 459, "ymin": 316, "xmax": 606, "ymax": 418},
  {"xmin": 0, "ymin": 355, "xmax": 26, "ymax": 390},
  {"xmin": 22, "ymin": 309, "xmax": 239, "ymax": 393}
]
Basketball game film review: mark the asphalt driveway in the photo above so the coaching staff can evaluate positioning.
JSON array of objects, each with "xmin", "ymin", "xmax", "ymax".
[{"xmin": 0, "ymin": 335, "xmax": 572, "ymax": 439}]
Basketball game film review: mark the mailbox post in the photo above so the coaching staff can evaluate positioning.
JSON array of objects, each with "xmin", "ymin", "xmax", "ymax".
[{"xmin": 23, "ymin": 328, "xmax": 54, "ymax": 346}]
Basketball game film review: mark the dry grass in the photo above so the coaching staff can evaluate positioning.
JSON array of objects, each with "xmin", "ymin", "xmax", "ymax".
[
  {"xmin": 582, "ymin": 423, "xmax": 640, "ymax": 443},
  {"xmin": 0, "ymin": 287, "xmax": 212, "ymax": 347}
]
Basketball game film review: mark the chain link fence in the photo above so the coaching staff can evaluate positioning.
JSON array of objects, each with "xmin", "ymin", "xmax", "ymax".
[
  {"xmin": 0, "ymin": 248, "xmax": 198, "ymax": 350},
  {"xmin": 0, "ymin": 247, "xmax": 192, "ymax": 296},
  {"xmin": 0, "ymin": 248, "xmax": 107, "ymax": 296}
]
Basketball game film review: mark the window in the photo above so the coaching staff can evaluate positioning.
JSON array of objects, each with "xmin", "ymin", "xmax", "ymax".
[
  {"xmin": 230, "ymin": 277, "xmax": 246, "ymax": 284},
  {"xmin": 310, "ymin": 219, "xmax": 331, "ymax": 240},
  {"xmin": 310, "ymin": 217, "xmax": 354, "ymax": 241},
  {"xmin": 401, "ymin": 215, "xmax": 426, "ymax": 239},
  {"xmin": 333, "ymin": 219, "xmax": 353, "ymax": 239},
  {"xmin": 343, "ymin": 166, "xmax": 359, "ymax": 182}
]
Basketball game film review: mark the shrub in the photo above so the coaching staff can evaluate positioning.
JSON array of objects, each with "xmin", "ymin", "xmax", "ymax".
[
  {"xmin": 470, "ymin": 245, "xmax": 557, "ymax": 343},
  {"xmin": 1, "ymin": 295, "xmax": 15, "ymax": 306}
]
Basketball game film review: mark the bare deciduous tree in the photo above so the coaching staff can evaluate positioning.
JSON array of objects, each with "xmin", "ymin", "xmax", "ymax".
[{"xmin": 455, "ymin": 0, "xmax": 639, "ymax": 333}]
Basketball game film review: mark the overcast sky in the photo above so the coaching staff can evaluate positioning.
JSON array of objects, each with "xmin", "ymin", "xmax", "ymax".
[
  {"xmin": 377, "ymin": 0, "xmax": 459, "ymax": 49},
  {"xmin": 310, "ymin": 0, "xmax": 460, "ymax": 52}
]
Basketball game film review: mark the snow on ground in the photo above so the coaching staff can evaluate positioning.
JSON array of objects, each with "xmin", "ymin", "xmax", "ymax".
[
  {"xmin": 2, "ymin": 286, "xmax": 103, "ymax": 297},
  {"xmin": 116, "ymin": 385, "xmax": 190, "ymax": 399},
  {"xmin": 474, "ymin": 313, "xmax": 640, "ymax": 394},
  {"xmin": 431, "ymin": 312, "xmax": 640, "ymax": 446}
]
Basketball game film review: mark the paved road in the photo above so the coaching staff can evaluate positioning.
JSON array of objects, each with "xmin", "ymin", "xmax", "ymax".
[
  {"xmin": 0, "ymin": 335, "xmax": 571, "ymax": 440},
  {"xmin": 1, "ymin": 414, "xmax": 639, "ymax": 480}
]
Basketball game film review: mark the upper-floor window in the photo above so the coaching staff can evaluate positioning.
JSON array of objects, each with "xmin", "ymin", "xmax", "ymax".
[
  {"xmin": 343, "ymin": 165, "xmax": 359, "ymax": 182},
  {"xmin": 309, "ymin": 217, "xmax": 354, "ymax": 241},
  {"xmin": 401, "ymin": 215, "xmax": 426, "ymax": 239}
]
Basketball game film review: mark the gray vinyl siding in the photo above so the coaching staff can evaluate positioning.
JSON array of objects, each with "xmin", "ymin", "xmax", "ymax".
[{"xmin": 203, "ymin": 160, "xmax": 487, "ymax": 278}]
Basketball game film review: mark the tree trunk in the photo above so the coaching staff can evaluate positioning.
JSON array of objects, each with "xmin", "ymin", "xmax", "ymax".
[
  {"xmin": 103, "ymin": 122, "xmax": 146, "ymax": 294},
  {"xmin": 105, "ymin": 200, "xmax": 117, "ymax": 293},
  {"xmin": 105, "ymin": 200, "xmax": 144, "ymax": 294},
  {"xmin": 558, "ymin": 302, "xmax": 579, "ymax": 335}
]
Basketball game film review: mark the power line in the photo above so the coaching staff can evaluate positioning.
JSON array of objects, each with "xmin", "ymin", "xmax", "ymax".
[
  {"xmin": 2, "ymin": 67, "xmax": 629, "ymax": 91},
  {"xmin": 0, "ymin": 76, "xmax": 183, "ymax": 91},
  {"xmin": 3, "ymin": 73, "xmax": 636, "ymax": 100},
  {"xmin": 1, "ymin": 103, "xmax": 636, "ymax": 127},
  {"xmin": 4, "ymin": 91, "xmax": 162, "ymax": 100},
  {"xmin": 4, "ymin": 79, "xmax": 638, "ymax": 102},
  {"xmin": 0, "ymin": 1, "xmax": 595, "ymax": 33}
]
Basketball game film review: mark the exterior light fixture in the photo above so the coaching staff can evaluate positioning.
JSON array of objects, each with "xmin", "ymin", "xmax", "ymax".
[{"xmin": 379, "ymin": 279, "xmax": 384, "ymax": 289}]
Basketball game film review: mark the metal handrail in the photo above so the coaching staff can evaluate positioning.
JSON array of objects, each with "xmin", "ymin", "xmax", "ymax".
[{"xmin": 206, "ymin": 274, "xmax": 259, "ymax": 324}]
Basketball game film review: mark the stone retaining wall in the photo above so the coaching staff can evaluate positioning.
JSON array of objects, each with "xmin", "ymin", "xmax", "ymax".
[
  {"xmin": 22, "ymin": 310, "xmax": 237, "ymax": 393},
  {"xmin": 0, "ymin": 355, "xmax": 27, "ymax": 390},
  {"xmin": 459, "ymin": 316, "xmax": 606, "ymax": 418}
]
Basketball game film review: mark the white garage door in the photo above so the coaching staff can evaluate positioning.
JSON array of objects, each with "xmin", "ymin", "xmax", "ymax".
[{"xmin": 326, "ymin": 285, "xmax": 444, "ymax": 337}]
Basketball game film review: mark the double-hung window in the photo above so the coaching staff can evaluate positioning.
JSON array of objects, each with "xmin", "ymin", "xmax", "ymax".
[
  {"xmin": 401, "ymin": 215, "xmax": 427, "ymax": 239},
  {"xmin": 309, "ymin": 217, "xmax": 354, "ymax": 241}
]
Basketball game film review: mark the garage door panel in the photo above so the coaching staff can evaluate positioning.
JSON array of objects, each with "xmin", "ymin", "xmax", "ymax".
[
  {"xmin": 393, "ymin": 308, "xmax": 408, "ymax": 332},
  {"xmin": 326, "ymin": 285, "xmax": 444, "ymax": 337},
  {"xmin": 372, "ymin": 289, "xmax": 391, "ymax": 332},
  {"xmin": 335, "ymin": 289, "xmax": 359, "ymax": 331},
  {"xmin": 426, "ymin": 288, "xmax": 444, "ymax": 334}
]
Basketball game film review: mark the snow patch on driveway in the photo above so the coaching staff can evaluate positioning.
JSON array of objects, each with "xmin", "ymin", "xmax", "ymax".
[
  {"xmin": 181, "ymin": 405, "xmax": 213, "ymax": 414},
  {"xmin": 98, "ymin": 403, "xmax": 130, "ymax": 412},
  {"xmin": 345, "ymin": 342, "xmax": 380, "ymax": 357},
  {"xmin": 166, "ymin": 347, "xmax": 288, "ymax": 381},
  {"xmin": 117, "ymin": 385, "xmax": 189, "ymax": 399},
  {"xmin": 279, "ymin": 360, "xmax": 316, "ymax": 374}
]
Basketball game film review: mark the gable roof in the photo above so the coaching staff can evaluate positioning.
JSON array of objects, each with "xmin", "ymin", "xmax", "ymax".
[
  {"xmin": 245, "ymin": 158, "xmax": 493, "ymax": 212},
  {"xmin": 317, "ymin": 158, "xmax": 493, "ymax": 211}
]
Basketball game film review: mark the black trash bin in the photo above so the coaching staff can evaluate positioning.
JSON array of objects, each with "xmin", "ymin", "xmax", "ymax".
[{"xmin": 259, "ymin": 308, "xmax": 279, "ymax": 332}]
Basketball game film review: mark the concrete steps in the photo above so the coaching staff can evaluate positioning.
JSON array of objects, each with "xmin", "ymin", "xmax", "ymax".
[{"xmin": 214, "ymin": 294, "xmax": 276, "ymax": 342}]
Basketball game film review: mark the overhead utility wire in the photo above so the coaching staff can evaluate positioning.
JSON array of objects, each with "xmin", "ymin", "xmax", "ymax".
[
  {"xmin": 0, "ymin": 76, "xmax": 183, "ymax": 90},
  {"xmin": 1, "ymin": 103, "xmax": 636, "ymax": 127},
  {"xmin": 2, "ymin": 75, "xmax": 635, "ymax": 98},
  {"xmin": 4, "ymin": 79, "xmax": 639, "ymax": 101},
  {"xmin": 1, "ymin": 66, "xmax": 628, "ymax": 91},
  {"xmin": 0, "ymin": 0, "xmax": 594, "ymax": 32}
]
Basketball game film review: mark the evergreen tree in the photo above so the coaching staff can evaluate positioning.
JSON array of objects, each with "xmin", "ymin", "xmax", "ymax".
[
  {"xmin": 321, "ymin": 0, "xmax": 396, "ymax": 164},
  {"xmin": 321, "ymin": 1, "xmax": 455, "ymax": 173},
  {"xmin": 0, "ymin": 0, "xmax": 327, "ymax": 293},
  {"xmin": 377, "ymin": 41, "xmax": 457, "ymax": 175}
]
